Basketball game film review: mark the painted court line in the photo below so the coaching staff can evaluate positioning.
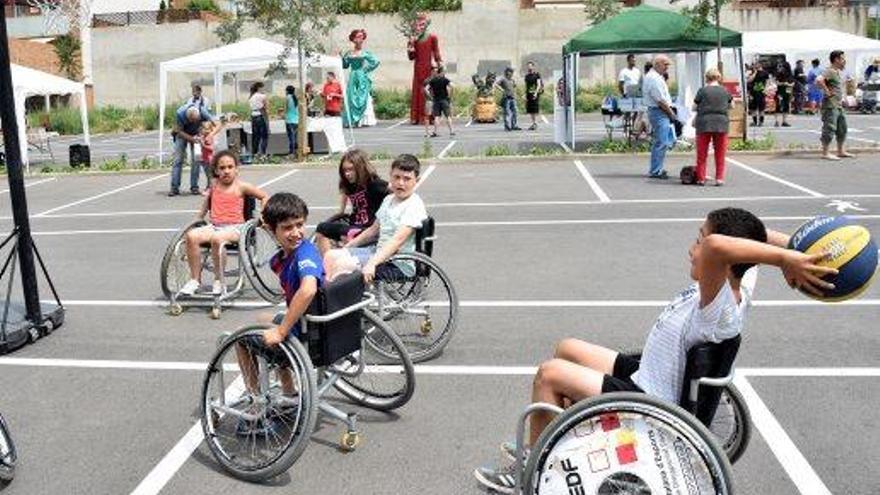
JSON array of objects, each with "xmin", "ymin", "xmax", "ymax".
[
  {"xmin": 42, "ymin": 298, "xmax": 880, "ymax": 308},
  {"xmin": 34, "ymin": 174, "xmax": 169, "ymax": 217},
  {"xmin": 0, "ymin": 177, "xmax": 56, "ymax": 195},
  {"xmin": 415, "ymin": 164, "xmax": 436, "ymax": 190},
  {"xmin": 437, "ymin": 140, "xmax": 457, "ymax": 159},
  {"xmin": 725, "ymin": 157, "xmax": 824, "ymax": 198},
  {"xmin": 386, "ymin": 119, "xmax": 408, "ymax": 130},
  {"xmin": 256, "ymin": 169, "xmax": 299, "ymax": 189},
  {"xmin": 541, "ymin": 115, "xmax": 549, "ymax": 124},
  {"xmin": 573, "ymin": 160, "xmax": 610, "ymax": 203},
  {"xmin": 465, "ymin": 119, "xmax": 473, "ymax": 127},
  {"xmin": 734, "ymin": 375, "xmax": 832, "ymax": 495},
  {"xmin": 559, "ymin": 142, "xmax": 572, "ymax": 153}
]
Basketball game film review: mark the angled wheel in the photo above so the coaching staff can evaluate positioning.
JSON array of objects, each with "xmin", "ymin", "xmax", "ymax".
[
  {"xmin": 524, "ymin": 393, "xmax": 734, "ymax": 495},
  {"xmin": 332, "ymin": 309, "xmax": 415, "ymax": 411},
  {"xmin": 0, "ymin": 413, "xmax": 16, "ymax": 482},
  {"xmin": 241, "ymin": 222, "xmax": 284, "ymax": 304},
  {"xmin": 366, "ymin": 252, "xmax": 458, "ymax": 363},
  {"xmin": 160, "ymin": 220, "xmax": 207, "ymax": 299},
  {"xmin": 709, "ymin": 384, "xmax": 752, "ymax": 464},
  {"xmin": 201, "ymin": 326, "xmax": 318, "ymax": 482}
]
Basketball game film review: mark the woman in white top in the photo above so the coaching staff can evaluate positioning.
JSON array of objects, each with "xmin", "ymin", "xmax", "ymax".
[{"xmin": 248, "ymin": 82, "xmax": 269, "ymax": 157}]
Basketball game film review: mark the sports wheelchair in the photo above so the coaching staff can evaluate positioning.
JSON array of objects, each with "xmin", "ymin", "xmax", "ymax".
[
  {"xmin": 364, "ymin": 216, "xmax": 458, "ymax": 363},
  {"xmin": 199, "ymin": 271, "xmax": 415, "ymax": 482},
  {"xmin": 160, "ymin": 197, "xmax": 283, "ymax": 318},
  {"xmin": 0, "ymin": 412, "xmax": 15, "ymax": 484},
  {"xmin": 510, "ymin": 336, "xmax": 751, "ymax": 494}
]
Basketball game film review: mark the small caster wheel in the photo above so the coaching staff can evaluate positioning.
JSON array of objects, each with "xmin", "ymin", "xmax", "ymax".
[
  {"xmin": 210, "ymin": 307, "xmax": 221, "ymax": 320},
  {"xmin": 169, "ymin": 304, "xmax": 183, "ymax": 316},
  {"xmin": 340, "ymin": 431, "xmax": 360, "ymax": 452},
  {"xmin": 420, "ymin": 319, "xmax": 433, "ymax": 336}
]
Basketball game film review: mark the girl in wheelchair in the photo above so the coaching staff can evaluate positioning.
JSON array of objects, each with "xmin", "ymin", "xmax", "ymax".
[
  {"xmin": 179, "ymin": 150, "xmax": 268, "ymax": 297},
  {"xmin": 475, "ymin": 208, "xmax": 837, "ymax": 494},
  {"xmin": 313, "ymin": 148, "xmax": 389, "ymax": 255}
]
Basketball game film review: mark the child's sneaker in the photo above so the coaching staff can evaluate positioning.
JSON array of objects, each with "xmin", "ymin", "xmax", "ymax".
[
  {"xmin": 474, "ymin": 462, "xmax": 517, "ymax": 494},
  {"xmin": 179, "ymin": 279, "xmax": 200, "ymax": 296},
  {"xmin": 500, "ymin": 440, "xmax": 530, "ymax": 462},
  {"xmin": 212, "ymin": 280, "xmax": 223, "ymax": 295}
]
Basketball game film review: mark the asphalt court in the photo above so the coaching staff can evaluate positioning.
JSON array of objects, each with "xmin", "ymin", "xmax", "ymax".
[{"xmin": 0, "ymin": 151, "xmax": 877, "ymax": 494}]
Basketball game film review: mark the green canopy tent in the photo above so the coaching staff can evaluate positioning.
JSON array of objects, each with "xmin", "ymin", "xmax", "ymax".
[{"xmin": 558, "ymin": 6, "xmax": 746, "ymax": 148}]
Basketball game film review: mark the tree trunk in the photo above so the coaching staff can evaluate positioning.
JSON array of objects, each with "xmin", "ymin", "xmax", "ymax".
[{"xmin": 296, "ymin": 44, "xmax": 309, "ymax": 161}]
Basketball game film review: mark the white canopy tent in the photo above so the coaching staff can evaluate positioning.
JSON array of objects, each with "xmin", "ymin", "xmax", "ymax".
[
  {"xmin": 710, "ymin": 29, "xmax": 880, "ymax": 76},
  {"xmin": 158, "ymin": 38, "xmax": 350, "ymax": 158},
  {"xmin": 7, "ymin": 64, "xmax": 90, "ymax": 172}
]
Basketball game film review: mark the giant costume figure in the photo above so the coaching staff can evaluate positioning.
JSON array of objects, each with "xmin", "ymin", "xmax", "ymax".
[
  {"xmin": 342, "ymin": 28, "xmax": 379, "ymax": 128},
  {"xmin": 407, "ymin": 13, "xmax": 442, "ymax": 125}
]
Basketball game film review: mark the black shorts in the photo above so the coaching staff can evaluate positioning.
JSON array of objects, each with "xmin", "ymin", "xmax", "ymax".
[
  {"xmin": 601, "ymin": 354, "xmax": 643, "ymax": 393},
  {"xmin": 316, "ymin": 220, "xmax": 357, "ymax": 242},
  {"xmin": 749, "ymin": 92, "xmax": 766, "ymax": 112},
  {"xmin": 526, "ymin": 95, "xmax": 540, "ymax": 114}
]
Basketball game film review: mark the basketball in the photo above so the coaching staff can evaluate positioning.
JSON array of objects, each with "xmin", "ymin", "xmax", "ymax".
[{"xmin": 788, "ymin": 216, "xmax": 878, "ymax": 301}]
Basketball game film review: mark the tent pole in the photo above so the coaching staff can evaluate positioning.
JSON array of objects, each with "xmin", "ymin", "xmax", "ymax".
[
  {"xmin": 736, "ymin": 47, "xmax": 747, "ymax": 141},
  {"xmin": 79, "ymin": 90, "xmax": 90, "ymax": 146},
  {"xmin": 0, "ymin": 10, "xmax": 43, "ymax": 325},
  {"xmin": 158, "ymin": 66, "xmax": 166, "ymax": 161},
  {"xmin": 213, "ymin": 66, "xmax": 222, "ymax": 116}
]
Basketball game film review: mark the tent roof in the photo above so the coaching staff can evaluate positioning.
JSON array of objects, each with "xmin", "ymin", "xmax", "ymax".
[
  {"xmin": 564, "ymin": 5, "xmax": 742, "ymax": 56},
  {"xmin": 11, "ymin": 64, "xmax": 85, "ymax": 96},
  {"xmin": 742, "ymin": 29, "xmax": 880, "ymax": 58},
  {"xmin": 160, "ymin": 37, "xmax": 341, "ymax": 74}
]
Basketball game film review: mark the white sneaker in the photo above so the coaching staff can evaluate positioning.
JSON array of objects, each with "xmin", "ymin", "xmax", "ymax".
[
  {"xmin": 212, "ymin": 280, "xmax": 223, "ymax": 295},
  {"xmin": 179, "ymin": 279, "xmax": 200, "ymax": 296}
]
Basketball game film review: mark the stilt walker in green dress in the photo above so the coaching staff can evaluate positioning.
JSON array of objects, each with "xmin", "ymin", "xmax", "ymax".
[{"xmin": 342, "ymin": 29, "xmax": 380, "ymax": 128}]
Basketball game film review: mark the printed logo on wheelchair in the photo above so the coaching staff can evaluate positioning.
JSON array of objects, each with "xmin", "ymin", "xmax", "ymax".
[{"xmin": 536, "ymin": 412, "xmax": 708, "ymax": 494}]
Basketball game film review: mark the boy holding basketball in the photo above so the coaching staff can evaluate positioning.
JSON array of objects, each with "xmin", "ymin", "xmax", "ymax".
[{"xmin": 475, "ymin": 207, "xmax": 836, "ymax": 494}]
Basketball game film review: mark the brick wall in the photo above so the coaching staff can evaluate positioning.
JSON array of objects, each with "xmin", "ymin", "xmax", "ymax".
[{"xmin": 9, "ymin": 38, "xmax": 62, "ymax": 76}]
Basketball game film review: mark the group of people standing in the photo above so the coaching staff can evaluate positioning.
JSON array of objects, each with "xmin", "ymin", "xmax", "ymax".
[{"xmin": 493, "ymin": 63, "xmax": 545, "ymax": 132}]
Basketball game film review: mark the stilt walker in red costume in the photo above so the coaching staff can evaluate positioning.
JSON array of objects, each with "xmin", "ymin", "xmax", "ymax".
[{"xmin": 407, "ymin": 13, "xmax": 442, "ymax": 125}]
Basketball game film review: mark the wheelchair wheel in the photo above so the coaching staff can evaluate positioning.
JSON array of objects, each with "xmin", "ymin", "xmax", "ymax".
[
  {"xmin": 524, "ymin": 393, "xmax": 734, "ymax": 495},
  {"xmin": 366, "ymin": 252, "xmax": 458, "ymax": 363},
  {"xmin": 0, "ymin": 413, "xmax": 16, "ymax": 482},
  {"xmin": 241, "ymin": 222, "xmax": 284, "ymax": 304},
  {"xmin": 201, "ymin": 326, "xmax": 318, "ymax": 482},
  {"xmin": 709, "ymin": 385, "xmax": 751, "ymax": 465},
  {"xmin": 332, "ymin": 309, "xmax": 415, "ymax": 412},
  {"xmin": 160, "ymin": 220, "xmax": 207, "ymax": 298}
]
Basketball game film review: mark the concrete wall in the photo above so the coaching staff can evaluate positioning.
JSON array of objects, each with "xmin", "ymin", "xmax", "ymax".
[{"xmin": 90, "ymin": 0, "xmax": 873, "ymax": 107}]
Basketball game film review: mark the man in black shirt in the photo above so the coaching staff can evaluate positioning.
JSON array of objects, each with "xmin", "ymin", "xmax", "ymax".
[
  {"xmin": 748, "ymin": 61, "xmax": 769, "ymax": 126},
  {"xmin": 793, "ymin": 60, "xmax": 807, "ymax": 114},
  {"xmin": 774, "ymin": 60, "xmax": 793, "ymax": 127},
  {"xmin": 424, "ymin": 65, "xmax": 455, "ymax": 137},
  {"xmin": 524, "ymin": 61, "xmax": 544, "ymax": 130}
]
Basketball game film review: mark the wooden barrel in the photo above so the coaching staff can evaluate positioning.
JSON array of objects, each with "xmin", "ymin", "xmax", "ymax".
[{"xmin": 473, "ymin": 97, "xmax": 497, "ymax": 123}]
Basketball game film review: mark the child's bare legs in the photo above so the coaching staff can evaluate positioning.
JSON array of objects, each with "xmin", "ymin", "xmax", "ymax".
[
  {"xmin": 235, "ymin": 343, "xmax": 260, "ymax": 394},
  {"xmin": 314, "ymin": 232, "xmax": 334, "ymax": 256},
  {"xmin": 184, "ymin": 226, "xmax": 214, "ymax": 281},
  {"xmin": 323, "ymin": 248, "xmax": 360, "ymax": 282},
  {"xmin": 528, "ymin": 338, "xmax": 618, "ymax": 445},
  {"xmin": 209, "ymin": 229, "xmax": 240, "ymax": 289}
]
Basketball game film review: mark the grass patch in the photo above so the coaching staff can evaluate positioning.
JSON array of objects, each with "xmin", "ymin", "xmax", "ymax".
[
  {"xmin": 583, "ymin": 139, "xmax": 651, "ymax": 154},
  {"xmin": 483, "ymin": 144, "xmax": 512, "ymax": 157},
  {"xmin": 370, "ymin": 150, "xmax": 393, "ymax": 160},
  {"xmin": 729, "ymin": 133, "xmax": 775, "ymax": 151}
]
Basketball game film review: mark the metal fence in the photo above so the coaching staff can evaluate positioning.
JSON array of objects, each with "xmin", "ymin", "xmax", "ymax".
[{"xmin": 91, "ymin": 9, "xmax": 201, "ymax": 28}]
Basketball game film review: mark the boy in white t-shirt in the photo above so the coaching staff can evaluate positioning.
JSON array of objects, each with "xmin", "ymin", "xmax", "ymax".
[
  {"xmin": 323, "ymin": 154, "xmax": 428, "ymax": 283},
  {"xmin": 474, "ymin": 207, "xmax": 838, "ymax": 494},
  {"xmin": 618, "ymin": 54, "xmax": 642, "ymax": 97}
]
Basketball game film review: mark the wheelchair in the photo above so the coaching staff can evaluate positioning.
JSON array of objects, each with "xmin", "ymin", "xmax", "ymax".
[
  {"xmin": 365, "ymin": 216, "xmax": 459, "ymax": 363},
  {"xmin": 0, "ymin": 412, "xmax": 15, "ymax": 483},
  {"xmin": 159, "ymin": 197, "xmax": 283, "ymax": 319},
  {"xmin": 199, "ymin": 271, "xmax": 415, "ymax": 482},
  {"xmin": 510, "ymin": 336, "xmax": 751, "ymax": 494}
]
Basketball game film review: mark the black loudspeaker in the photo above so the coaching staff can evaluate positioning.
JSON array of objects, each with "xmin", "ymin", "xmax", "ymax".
[
  {"xmin": 69, "ymin": 144, "xmax": 91, "ymax": 168},
  {"xmin": 680, "ymin": 165, "xmax": 697, "ymax": 185}
]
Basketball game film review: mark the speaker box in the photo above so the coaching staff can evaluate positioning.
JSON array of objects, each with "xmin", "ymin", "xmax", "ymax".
[{"xmin": 69, "ymin": 144, "xmax": 91, "ymax": 168}]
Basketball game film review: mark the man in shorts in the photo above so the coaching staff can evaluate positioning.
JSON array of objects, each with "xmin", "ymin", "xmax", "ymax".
[
  {"xmin": 816, "ymin": 50, "xmax": 853, "ymax": 161},
  {"xmin": 424, "ymin": 65, "xmax": 455, "ymax": 137}
]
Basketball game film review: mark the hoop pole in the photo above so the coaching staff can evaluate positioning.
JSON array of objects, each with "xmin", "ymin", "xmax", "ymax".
[{"xmin": 0, "ymin": 11, "xmax": 43, "ymax": 324}]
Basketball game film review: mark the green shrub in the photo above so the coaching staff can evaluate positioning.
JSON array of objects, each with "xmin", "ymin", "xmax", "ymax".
[
  {"xmin": 584, "ymin": 139, "xmax": 650, "ymax": 154},
  {"xmin": 373, "ymin": 88, "xmax": 411, "ymax": 120},
  {"xmin": 576, "ymin": 93, "xmax": 603, "ymax": 113},
  {"xmin": 187, "ymin": 0, "xmax": 220, "ymax": 13},
  {"xmin": 484, "ymin": 144, "xmax": 512, "ymax": 157},
  {"xmin": 729, "ymin": 133, "xmax": 775, "ymax": 151},
  {"xmin": 99, "ymin": 154, "xmax": 128, "ymax": 171},
  {"xmin": 370, "ymin": 150, "xmax": 393, "ymax": 160},
  {"xmin": 40, "ymin": 166, "xmax": 54, "ymax": 174},
  {"xmin": 338, "ymin": 0, "xmax": 462, "ymax": 14}
]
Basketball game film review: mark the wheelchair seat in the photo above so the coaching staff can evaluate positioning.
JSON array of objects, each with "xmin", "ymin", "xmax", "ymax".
[
  {"xmin": 301, "ymin": 272, "xmax": 365, "ymax": 367},
  {"xmin": 679, "ymin": 334, "xmax": 741, "ymax": 427},
  {"xmin": 198, "ymin": 196, "xmax": 258, "ymax": 252}
]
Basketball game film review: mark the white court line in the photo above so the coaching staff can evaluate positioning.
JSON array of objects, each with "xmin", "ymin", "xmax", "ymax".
[
  {"xmin": 541, "ymin": 115, "xmax": 549, "ymax": 124},
  {"xmin": 42, "ymin": 298, "xmax": 880, "ymax": 308},
  {"xmin": 734, "ymin": 375, "xmax": 832, "ymax": 495},
  {"xmin": 386, "ymin": 119, "xmax": 408, "ymax": 130},
  {"xmin": 256, "ymin": 168, "xmax": 299, "ymax": 189},
  {"xmin": 465, "ymin": 119, "xmax": 474, "ymax": 127},
  {"xmin": 130, "ymin": 377, "xmax": 244, "ymax": 495},
  {"xmin": 437, "ymin": 140, "xmax": 457, "ymax": 159},
  {"xmin": 573, "ymin": 160, "xmax": 610, "ymax": 203},
  {"xmin": 725, "ymin": 157, "xmax": 824, "ymax": 198},
  {"xmin": 34, "ymin": 174, "xmax": 169, "ymax": 217},
  {"xmin": 0, "ymin": 177, "xmax": 56, "ymax": 195},
  {"xmin": 559, "ymin": 142, "xmax": 572, "ymax": 153},
  {"xmin": 415, "ymin": 164, "xmax": 436, "ymax": 190},
  {"xmin": 26, "ymin": 214, "xmax": 880, "ymax": 236}
]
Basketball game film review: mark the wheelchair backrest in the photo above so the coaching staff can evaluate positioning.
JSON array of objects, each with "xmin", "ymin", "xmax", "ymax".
[
  {"xmin": 679, "ymin": 334, "xmax": 741, "ymax": 427},
  {"xmin": 302, "ymin": 271, "xmax": 365, "ymax": 367},
  {"xmin": 415, "ymin": 216, "xmax": 435, "ymax": 257}
]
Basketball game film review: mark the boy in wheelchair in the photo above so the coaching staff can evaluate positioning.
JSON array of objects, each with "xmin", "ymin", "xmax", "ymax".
[
  {"xmin": 323, "ymin": 153, "xmax": 428, "ymax": 284},
  {"xmin": 475, "ymin": 207, "xmax": 837, "ymax": 494},
  {"xmin": 179, "ymin": 151, "xmax": 268, "ymax": 296},
  {"xmin": 234, "ymin": 192, "xmax": 323, "ymax": 433}
]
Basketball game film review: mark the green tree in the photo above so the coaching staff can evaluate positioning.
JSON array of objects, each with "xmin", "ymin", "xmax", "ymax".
[
  {"xmin": 675, "ymin": 0, "xmax": 729, "ymax": 72},
  {"xmin": 582, "ymin": 0, "xmax": 620, "ymax": 25},
  {"xmin": 235, "ymin": 0, "xmax": 342, "ymax": 159},
  {"xmin": 52, "ymin": 34, "xmax": 81, "ymax": 80}
]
